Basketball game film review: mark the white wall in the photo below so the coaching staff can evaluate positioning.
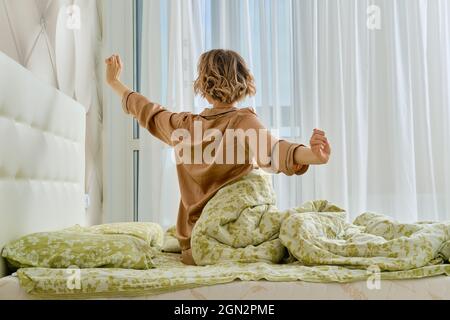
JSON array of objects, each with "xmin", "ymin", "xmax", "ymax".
[{"xmin": 0, "ymin": 0, "xmax": 104, "ymax": 225}]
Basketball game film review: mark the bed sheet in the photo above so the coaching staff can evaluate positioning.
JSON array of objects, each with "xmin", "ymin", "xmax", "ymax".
[{"xmin": 2, "ymin": 273, "xmax": 450, "ymax": 300}]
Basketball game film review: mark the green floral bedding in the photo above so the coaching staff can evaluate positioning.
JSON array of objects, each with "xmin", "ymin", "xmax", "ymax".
[
  {"xmin": 10, "ymin": 170, "xmax": 450, "ymax": 298},
  {"xmin": 192, "ymin": 171, "xmax": 450, "ymax": 271},
  {"xmin": 192, "ymin": 170, "xmax": 450, "ymax": 270},
  {"xmin": 2, "ymin": 223, "xmax": 163, "ymax": 270},
  {"xmin": 16, "ymin": 253, "xmax": 450, "ymax": 298}
]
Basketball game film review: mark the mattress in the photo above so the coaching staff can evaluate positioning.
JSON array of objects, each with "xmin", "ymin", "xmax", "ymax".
[{"xmin": 1, "ymin": 274, "xmax": 450, "ymax": 300}]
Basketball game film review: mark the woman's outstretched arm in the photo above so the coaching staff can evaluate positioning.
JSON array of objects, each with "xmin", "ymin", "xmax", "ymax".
[
  {"xmin": 105, "ymin": 54, "xmax": 191, "ymax": 146},
  {"xmin": 239, "ymin": 109, "xmax": 330, "ymax": 175}
]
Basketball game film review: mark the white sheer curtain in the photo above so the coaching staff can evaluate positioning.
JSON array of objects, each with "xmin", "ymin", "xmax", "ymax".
[{"xmin": 138, "ymin": 0, "xmax": 450, "ymax": 227}]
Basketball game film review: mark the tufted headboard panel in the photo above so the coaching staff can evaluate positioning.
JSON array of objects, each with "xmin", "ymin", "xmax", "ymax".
[{"xmin": 0, "ymin": 52, "xmax": 86, "ymax": 277}]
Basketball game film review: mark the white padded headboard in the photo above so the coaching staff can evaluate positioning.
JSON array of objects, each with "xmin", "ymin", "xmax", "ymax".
[{"xmin": 0, "ymin": 52, "xmax": 86, "ymax": 277}]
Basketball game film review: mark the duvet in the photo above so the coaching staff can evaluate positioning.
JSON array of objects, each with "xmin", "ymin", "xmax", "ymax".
[{"xmin": 192, "ymin": 169, "xmax": 450, "ymax": 270}]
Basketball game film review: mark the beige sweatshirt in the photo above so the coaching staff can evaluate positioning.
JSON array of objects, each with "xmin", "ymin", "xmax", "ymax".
[{"xmin": 122, "ymin": 90, "xmax": 308, "ymax": 264}]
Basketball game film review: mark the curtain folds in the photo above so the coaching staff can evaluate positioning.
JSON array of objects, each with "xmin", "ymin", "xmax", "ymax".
[{"xmin": 139, "ymin": 0, "xmax": 450, "ymax": 227}]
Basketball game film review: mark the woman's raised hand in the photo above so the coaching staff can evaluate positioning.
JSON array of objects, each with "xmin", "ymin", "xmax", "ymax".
[
  {"xmin": 310, "ymin": 129, "xmax": 331, "ymax": 164},
  {"xmin": 105, "ymin": 54, "xmax": 123, "ymax": 85},
  {"xmin": 105, "ymin": 54, "xmax": 130, "ymax": 98}
]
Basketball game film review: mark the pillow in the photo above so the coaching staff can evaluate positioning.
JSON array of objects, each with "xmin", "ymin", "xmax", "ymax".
[{"xmin": 1, "ymin": 222, "xmax": 163, "ymax": 270}]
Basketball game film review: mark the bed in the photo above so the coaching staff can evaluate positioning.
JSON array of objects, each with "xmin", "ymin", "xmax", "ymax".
[{"xmin": 0, "ymin": 51, "xmax": 449, "ymax": 300}]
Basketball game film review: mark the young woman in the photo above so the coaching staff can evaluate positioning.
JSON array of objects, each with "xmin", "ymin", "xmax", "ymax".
[{"xmin": 105, "ymin": 49, "xmax": 331, "ymax": 265}]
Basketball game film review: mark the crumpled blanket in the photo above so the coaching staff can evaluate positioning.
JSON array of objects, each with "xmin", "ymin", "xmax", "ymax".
[{"xmin": 192, "ymin": 170, "xmax": 450, "ymax": 271}]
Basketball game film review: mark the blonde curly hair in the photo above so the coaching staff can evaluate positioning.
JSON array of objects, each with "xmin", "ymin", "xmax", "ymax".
[{"xmin": 194, "ymin": 49, "xmax": 256, "ymax": 104}]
